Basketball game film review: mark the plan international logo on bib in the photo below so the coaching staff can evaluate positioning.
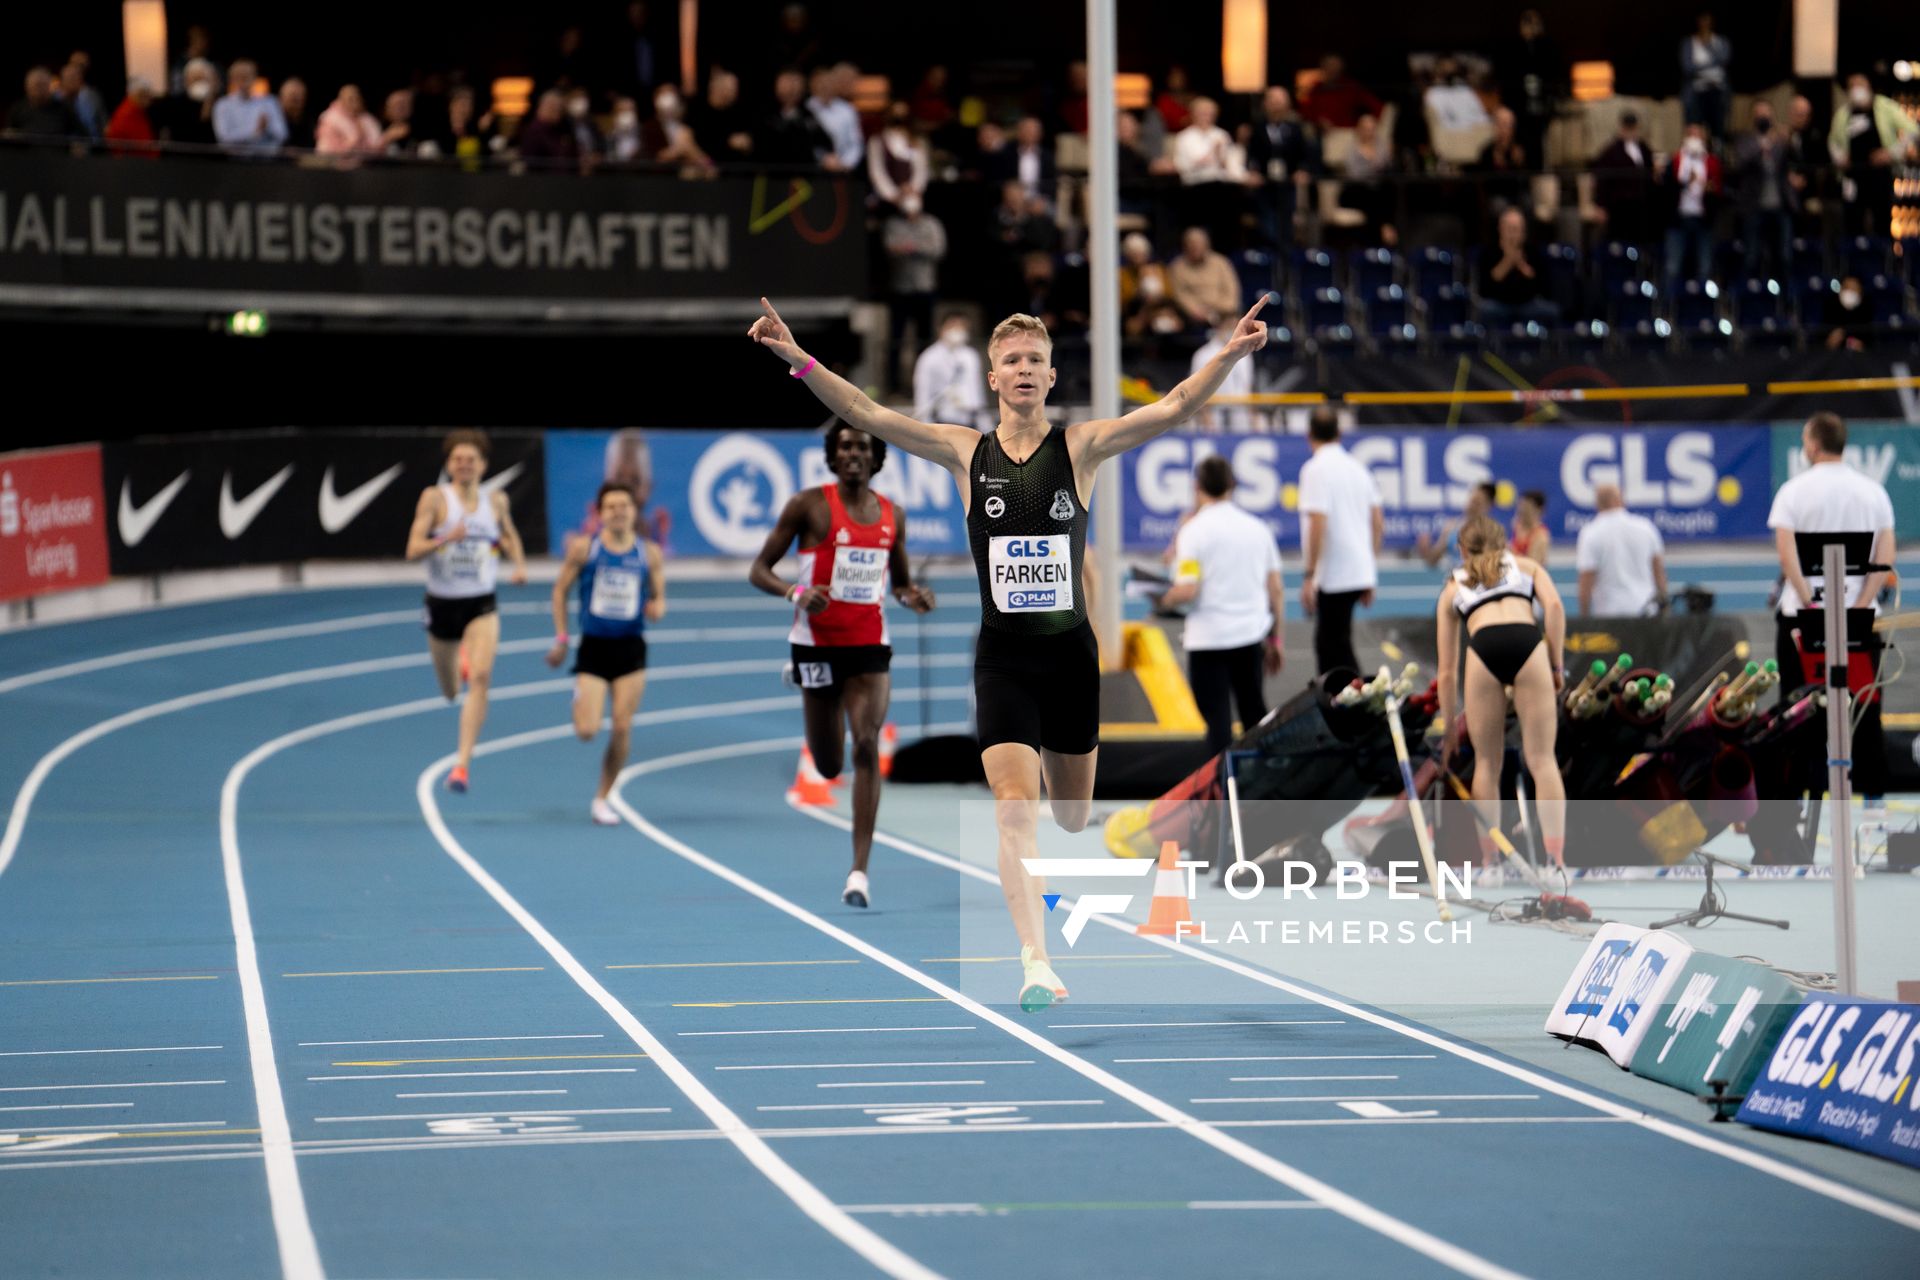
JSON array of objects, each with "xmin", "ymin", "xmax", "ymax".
[{"xmin": 992, "ymin": 536, "xmax": 1070, "ymax": 610}]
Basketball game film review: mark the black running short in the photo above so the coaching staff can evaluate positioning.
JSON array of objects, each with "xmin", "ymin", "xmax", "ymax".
[
  {"xmin": 423, "ymin": 592, "xmax": 498, "ymax": 641},
  {"xmin": 574, "ymin": 634, "xmax": 649, "ymax": 683},
  {"xmin": 974, "ymin": 620, "xmax": 1100, "ymax": 755},
  {"xmin": 791, "ymin": 643, "xmax": 891, "ymax": 694}
]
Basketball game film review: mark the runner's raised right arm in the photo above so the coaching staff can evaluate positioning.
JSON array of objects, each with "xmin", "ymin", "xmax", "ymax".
[{"xmin": 748, "ymin": 296, "xmax": 977, "ymax": 473}]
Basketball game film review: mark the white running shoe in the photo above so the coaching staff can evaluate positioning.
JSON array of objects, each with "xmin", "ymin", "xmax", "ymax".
[
  {"xmin": 1474, "ymin": 864, "xmax": 1507, "ymax": 894},
  {"xmin": 591, "ymin": 798, "xmax": 620, "ymax": 826},
  {"xmin": 1018, "ymin": 944, "xmax": 1068, "ymax": 1012},
  {"xmin": 842, "ymin": 870, "xmax": 870, "ymax": 908}
]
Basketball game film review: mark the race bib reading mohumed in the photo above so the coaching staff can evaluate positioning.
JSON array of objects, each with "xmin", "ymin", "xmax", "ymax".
[{"xmin": 830, "ymin": 545, "xmax": 887, "ymax": 605}]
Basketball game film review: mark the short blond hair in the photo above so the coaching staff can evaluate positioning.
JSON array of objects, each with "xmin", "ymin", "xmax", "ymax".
[{"xmin": 988, "ymin": 313, "xmax": 1052, "ymax": 363}]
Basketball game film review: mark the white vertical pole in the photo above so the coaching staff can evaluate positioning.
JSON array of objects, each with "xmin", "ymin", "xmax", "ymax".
[
  {"xmin": 1087, "ymin": 0, "xmax": 1124, "ymax": 669},
  {"xmin": 1822, "ymin": 541, "xmax": 1858, "ymax": 994}
]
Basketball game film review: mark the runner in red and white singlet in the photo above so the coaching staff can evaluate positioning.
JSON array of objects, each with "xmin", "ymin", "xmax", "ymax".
[{"xmin": 750, "ymin": 424, "xmax": 935, "ymax": 908}]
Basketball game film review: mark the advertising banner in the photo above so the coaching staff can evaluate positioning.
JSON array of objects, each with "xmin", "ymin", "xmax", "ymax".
[
  {"xmin": 1593, "ymin": 930, "xmax": 1695, "ymax": 1067},
  {"xmin": 1545, "ymin": 923, "xmax": 1648, "ymax": 1041},
  {"xmin": 105, "ymin": 431, "xmax": 546, "ymax": 574},
  {"xmin": 1629, "ymin": 952, "xmax": 1804, "ymax": 1099},
  {"xmin": 1736, "ymin": 997, "xmax": 1920, "ymax": 1169},
  {"xmin": 1123, "ymin": 425, "xmax": 1773, "ymax": 552},
  {"xmin": 0, "ymin": 444, "xmax": 109, "ymax": 601}
]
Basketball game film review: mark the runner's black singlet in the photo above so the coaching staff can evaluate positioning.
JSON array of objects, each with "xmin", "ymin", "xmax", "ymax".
[{"xmin": 966, "ymin": 426, "xmax": 1088, "ymax": 636}]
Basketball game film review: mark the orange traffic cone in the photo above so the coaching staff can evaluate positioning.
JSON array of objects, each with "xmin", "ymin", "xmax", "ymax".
[
  {"xmin": 1136, "ymin": 840, "xmax": 1194, "ymax": 936},
  {"xmin": 879, "ymin": 722, "xmax": 898, "ymax": 778},
  {"xmin": 787, "ymin": 747, "xmax": 834, "ymax": 806}
]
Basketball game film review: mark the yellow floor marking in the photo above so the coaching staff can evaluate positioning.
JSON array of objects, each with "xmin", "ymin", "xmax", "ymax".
[
  {"xmin": 0, "ymin": 975, "xmax": 221, "ymax": 986},
  {"xmin": 281, "ymin": 967, "xmax": 544, "ymax": 978}
]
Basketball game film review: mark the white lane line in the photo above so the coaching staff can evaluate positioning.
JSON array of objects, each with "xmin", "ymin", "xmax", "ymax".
[
  {"xmin": 417, "ymin": 730, "xmax": 946, "ymax": 1280},
  {"xmin": 392, "ymin": 1090, "xmax": 571, "ymax": 1099},
  {"xmin": 1117, "ymin": 1056, "xmax": 1437, "ymax": 1064},
  {"xmin": 1044, "ymin": 1028, "xmax": 1344, "ymax": 1036},
  {"xmin": 679, "ymin": 1027, "xmax": 978, "ymax": 1037},
  {"xmin": 0, "ymin": 1080, "xmax": 224, "ymax": 1093},
  {"xmin": 1229, "ymin": 1076, "xmax": 1401, "ymax": 1083},
  {"xmin": 799, "ymin": 801, "xmax": 1920, "ymax": 1236},
  {"xmin": 816, "ymin": 1081, "xmax": 986, "ymax": 1089},
  {"xmin": 1190, "ymin": 1095, "xmax": 1540, "ymax": 1105},
  {"xmin": 315, "ymin": 1108, "xmax": 672, "ymax": 1123},
  {"xmin": 715, "ymin": 1061, "xmax": 1035, "ymax": 1072},
  {"xmin": 614, "ymin": 762, "xmax": 1527, "ymax": 1280},
  {"xmin": 308, "ymin": 1069, "xmax": 637, "ymax": 1082},
  {"xmin": 757, "ymin": 1101, "xmax": 1108, "ymax": 1113},
  {"xmin": 298, "ymin": 1035, "xmax": 605, "ymax": 1047},
  {"xmin": 839, "ymin": 1200, "xmax": 1329, "ymax": 1215},
  {"xmin": 0, "ymin": 1046, "xmax": 224, "ymax": 1057},
  {"xmin": 0, "ymin": 1120, "xmax": 226, "ymax": 1134},
  {"xmin": 0, "ymin": 1103, "xmax": 135, "ymax": 1112}
]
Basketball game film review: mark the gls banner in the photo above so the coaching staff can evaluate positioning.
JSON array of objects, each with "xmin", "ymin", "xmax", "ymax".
[
  {"xmin": 1737, "ymin": 996, "xmax": 1920, "ymax": 1170},
  {"xmin": 544, "ymin": 430, "xmax": 964, "ymax": 558},
  {"xmin": 105, "ymin": 431, "xmax": 546, "ymax": 574},
  {"xmin": 1124, "ymin": 425, "xmax": 1773, "ymax": 551}
]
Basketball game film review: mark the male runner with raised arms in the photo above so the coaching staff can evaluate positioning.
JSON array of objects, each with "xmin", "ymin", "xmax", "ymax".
[
  {"xmin": 750, "ymin": 295, "xmax": 1270, "ymax": 1009},
  {"xmin": 750, "ymin": 423, "xmax": 935, "ymax": 907}
]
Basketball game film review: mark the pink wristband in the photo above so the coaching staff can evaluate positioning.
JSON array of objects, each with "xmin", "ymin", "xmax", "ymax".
[{"xmin": 790, "ymin": 357, "xmax": 817, "ymax": 379}]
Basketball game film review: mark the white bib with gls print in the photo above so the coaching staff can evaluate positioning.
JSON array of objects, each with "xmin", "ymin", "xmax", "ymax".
[
  {"xmin": 830, "ymin": 545, "xmax": 888, "ymax": 604},
  {"xmin": 589, "ymin": 566, "xmax": 642, "ymax": 621},
  {"xmin": 988, "ymin": 535, "xmax": 1073, "ymax": 613}
]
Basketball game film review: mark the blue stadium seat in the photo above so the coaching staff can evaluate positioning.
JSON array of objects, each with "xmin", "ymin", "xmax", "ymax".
[
  {"xmin": 1599, "ymin": 242, "xmax": 1647, "ymax": 293},
  {"xmin": 1845, "ymin": 236, "xmax": 1892, "ymax": 281},
  {"xmin": 1542, "ymin": 243, "xmax": 1581, "ymax": 303},
  {"xmin": 1623, "ymin": 317, "xmax": 1674, "ymax": 354},
  {"xmin": 1868, "ymin": 275, "xmax": 1908, "ymax": 326},
  {"xmin": 1365, "ymin": 285, "xmax": 1418, "ymax": 348},
  {"xmin": 1350, "ymin": 247, "xmax": 1401, "ymax": 295},
  {"xmin": 1438, "ymin": 321, "xmax": 1487, "ymax": 353},
  {"xmin": 1735, "ymin": 277, "xmax": 1787, "ymax": 329},
  {"xmin": 1789, "ymin": 237, "xmax": 1820, "ymax": 272},
  {"xmin": 1793, "ymin": 274, "xmax": 1835, "ymax": 320},
  {"xmin": 1231, "ymin": 248, "xmax": 1278, "ymax": 310},
  {"xmin": 1307, "ymin": 287, "xmax": 1353, "ymax": 346},
  {"xmin": 1290, "ymin": 249, "xmax": 1336, "ymax": 295},
  {"xmin": 1610, "ymin": 279, "xmax": 1660, "ymax": 328},
  {"xmin": 1678, "ymin": 316, "xmax": 1735, "ymax": 352},
  {"xmin": 1412, "ymin": 246, "xmax": 1457, "ymax": 298},
  {"xmin": 1674, "ymin": 279, "xmax": 1722, "ymax": 329},
  {"xmin": 1422, "ymin": 283, "xmax": 1469, "ymax": 329}
]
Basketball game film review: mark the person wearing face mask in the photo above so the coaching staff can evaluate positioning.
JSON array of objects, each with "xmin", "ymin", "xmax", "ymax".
[
  {"xmin": 563, "ymin": 88, "xmax": 603, "ymax": 161},
  {"xmin": 1822, "ymin": 276, "xmax": 1873, "ymax": 352},
  {"xmin": 868, "ymin": 101, "xmax": 930, "ymax": 216},
  {"xmin": 1663, "ymin": 124, "xmax": 1722, "ymax": 294},
  {"xmin": 1829, "ymin": 73, "xmax": 1920, "ymax": 238},
  {"xmin": 603, "ymin": 96, "xmax": 642, "ymax": 164},
  {"xmin": 152, "ymin": 57, "xmax": 220, "ymax": 149},
  {"xmin": 1733, "ymin": 100, "xmax": 1795, "ymax": 280},
  {"xmin": 914, "ymin": 313, "xmax": 988, "ymax": 429},
  {"xmin": 1119, "ymin": 232, "xmax": 1185, "ymax": 338},
  {"xmin": 641, "ymin": 84, "xmax": 712, "ymax": 173}
]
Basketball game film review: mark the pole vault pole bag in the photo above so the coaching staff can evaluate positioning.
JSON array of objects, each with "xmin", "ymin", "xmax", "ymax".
[{"xmin": 1792, "ymin": 617, "xmax": 1889, "ymax": 796}]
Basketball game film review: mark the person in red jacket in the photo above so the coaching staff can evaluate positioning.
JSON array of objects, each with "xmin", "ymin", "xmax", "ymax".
[
  {"xmin": 750, "ymin": 423, "xmax": 936, "ymax": 909},
  {"xmin": 104, "ymin": 77, "xmax": 159, "ymax": 157},
  {"xmin": 1664, "ymin": 123, "xmax": 1723, "ymax": 293}
]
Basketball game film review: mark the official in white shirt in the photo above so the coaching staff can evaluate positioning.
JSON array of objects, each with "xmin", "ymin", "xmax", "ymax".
[
  {"xmin": 1769, "ymin": 411, "xmax": 1896, "ymax": 796},
  {"xmin": 1575, "ymin": 485, "xmax": 1667, "ymax": 615},
  {"xmin": 1158, "ymin": 456, "xmax": 1285, "ymax": 752},
  {"xmin": 1298, "ymin": 408, "xmax": 1383, "ymax": 676},
  {"xmin": 913, "ymin": 314, "xmax": 987, "ymax": 428}
]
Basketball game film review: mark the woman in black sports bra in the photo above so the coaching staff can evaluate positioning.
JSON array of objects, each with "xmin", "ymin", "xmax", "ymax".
[{"xmin": 1436, "ymin": 513, "xmax": 1569, "ymax": 868}]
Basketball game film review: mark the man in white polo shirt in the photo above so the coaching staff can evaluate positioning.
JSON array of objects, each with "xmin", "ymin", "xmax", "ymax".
[
  {"xmin": 1770, "ymin": 410, "xmax": 1895, "ymax": 798},
  {"xmin": 1298, "ymin": 407, "xmax": 1383, "ymax": 676},
  {"xmin": 1159, "ymin": 455, "xmax": 1285, "ymax": 752},
  {"xmin": 1575, "ymin": 484, "xmax": 1668, "ymax": 615}
]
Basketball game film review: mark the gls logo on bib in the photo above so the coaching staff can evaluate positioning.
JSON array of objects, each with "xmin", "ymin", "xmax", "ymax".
[{"xmin": 1050, "ymin": 488, "xmax": 1075, "ymax": 521}]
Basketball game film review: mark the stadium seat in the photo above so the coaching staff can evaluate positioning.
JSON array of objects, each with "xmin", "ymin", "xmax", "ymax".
[
  {"xmin": 1674, "ymin": 279, "xmax": 1722, "ymax": 330},
  {"xmin": 1231, "ymin": 248, "xmax": 1279, "ymax": 311},
  {"xmin": 1365, "ymin": 285, "xmax": 1418, "ymax": 348},
  {"xmin": 1623, "ymin": 317, "xmax": 1674, "ymax": 354},
  {"xmin": 1678, "ymin": 316, "xmax": 1735, "ymax": 352},
  {"xmin": 1563, "ymin": 319, "xmax": 1611, "ymax": 360},
  {"xmin": 1437, "ymin": 321, "xmax": 1487, "ymax": 353},
  {"xmin": 1307, "ymin": 287, "xmax": 1354, "ymax": 347},
  {"xmin": 1845, "ymin": 236, "xmax": 1892, "ymax": 280},
  {"xmin": 1735, "ymin": 277, "xmax": 1787, "ymax": 329},
  {"xmin": 1542, "ymin": 242, "xmax": 1581, "ymax": 307},
  {"xmin": 1290, "ymin": 248, "xmax": 1336, "ymax": 295},
  {"xmin": 1421, "ymin": 282, "xmax": 1469, "ymax": 329},
  {"xmin": 1412, "ymin": 246, "xmax": 1457, "ymax": 299},
  {"xmin": 1350, "ymin": 247, "xmax": 1401, "ymax": 295},
  {"xmin": 1610, "ymin": 279, "xmax": 1660, "ymax": 328},
  {"xmin": 1598, "ymin": 241, "xmax": 1647, "ymax": 293},
  {"xmin": 1794, "ymin": 274, "xmax": 1836, "ymax": 321}
]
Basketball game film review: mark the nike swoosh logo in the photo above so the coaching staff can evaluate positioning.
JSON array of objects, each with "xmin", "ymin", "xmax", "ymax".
[
  {"xmin": 480, "ymin": 461, "xmax": 524, "ymax": 495},
  {"xmin": 117, "ymin": 471, "xmax": 191, "ymax": 547},
  {"xmin": 219, "ymin": 465, "xmax": 295, "ymax": 540},
  {"xmin": 319, "ymin": 463, "xmax": 405, "ymax": 533}
]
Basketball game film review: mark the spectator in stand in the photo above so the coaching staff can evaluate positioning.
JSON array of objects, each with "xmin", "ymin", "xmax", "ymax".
[
  {"xmin": 548, "ymin": 25, "xmax": 593, "ymax": 92},
  {"xmin": 381, "ymin": 90, "xmax": 418, "ymax": 158},
  {"xmin": 6, "ymin": 67, "xmax": 82, "ymax": 140},
  {"xmin": 868, "ymin": 101, "xmax": 930, "ymax": 214},
  {"xmin": 993, "ymin": 179, "xmax": 1061, "ymax": 263},
  {"xmin": 1473, "ymin": 106, "xmax": 1529, "ymax": 216},
  {"xmin": 514, "ymin": 90, "xmax": 579, "ymax": 169},
  {"xmin": 1732, "ymin": 100, "xmax": 1794, "ymax": 280},
  {"xmin": 1822, "ymin": 276, "xmax": 1873, "ymax": 351},
  {"xmin": 170, "ymin": 25, "xmax": 216, "ymax": 95},
  {"xmin": 105, "ymin": 77, "xmax": 160, "ymax": 157},
  {"xmin": 808, "ymin": 63, "xmax": 863, "ymax": 172},
  {"xmin": 57, "ymin": 61, "xmax": 105, "ymax": 141},
  {"xmin": 1591, "ymin": 111, "xmax": 1658, "ymax": 246},
  {"xmin": 1244, "ymin": 86, "xmax": 1316, "ymax": 251},
  {"xmin": 1830, "ymin": 73, "xmax": 1920, "ymax": 238},
  {"xmin": 565, "ymin": 87, "xmax": 603, "ymax": 162},
  {"xmin": 1058, "ymin": 60, "xmax": 1090, "ymax": 135},
  {"xmin": 1168, "ymin": 226, "xmax": 1240, "ymax": 331},
  {"xmin": 1121, "ymin": 231, "xmax": 1186, "ymax": 336},
  {"xmin": 1190, "ymin": 320, "xmax": 1255, "ymax": 432},
  {"xmin": 1301, "ymin": 54, "xmax": 1381, "ymax": 130},
  {"xmin": 989, "ymin": 116, "xmax": 1056, "ymax": 207},
  {"xmin": 883, "ymin": 194, "xmax": 948, "ymax": 389},
  {"xmin": 436, "ymin": 86, "xmax": 497, "ymax": 169},
  {"xmin": 152, "ymin": 58, "xmax": 218, "ymax": 149},
  {"xmin": 1784, "ymin": 95, "xmax": 1823, "ymax": 240},
  {"xmin": 1010, "ymin": 250, "xmax": 1087, "ymax": 335},
  {"xmin": 1154, "ymin": 64, "xmax": 1195, "ymax": 134},
  {"xmin": 1338, "ymin": 112, "xmax": 1399, "ymax": 246},
  {"xmin": 1680, "ymin": 11, "xmax": 1731, "ymax": 139},
  {"xmin": 314, "ymin": 84, "xmax": 385, "ymax": 161},
  {"xmin": 968, "ymin": 119, "xmax": 1009, "ymax": 180},
  {"xmin": 1478, "ymin": 206, "xmax": 1559, "ymax": 326},
  {"xmin": 759, "ymin": 69, "xmax": 828, "ymax": 167},
  {"xmin": 1424, "ymin": 56, "xmax": 1489, "ymax": 133},
  {"xmin": 1664, "ymin": 123, "xmax": 1722, "ymax": 292},
  {"xmin": 914, "ymin": 311, "xmax": 987, "ymax": 428},
  {"xmin": 909, "ymin": 66, "xmax": 954, "ymax": 133},
  {"xmin": 213, "ymin": 59, "xmax": 289, "ymax": 157},
  {"xmin": 1497, "ymin": 9, "xmax": 1562, "ymax": 174},
  {"xmin": 690, "ymin": 68, "xmax": 754, "ymax": 163},
  {"xmin": 644, "ymin": 83, "xmax": 714, "ymax": 173},
  {"xmin": 605, "ymin": 95, "xmax": 644, "ymax": 163},
  {"xmin": 1173, "ymin": 96, "xmax": 1246, "ymax": 249},
  {"xmin": 620, "ymin": 2, "xmax": 660, "ymax": 98},
  {"xmin": 279, "ymin": 77, "xmax": 314, "ymax": 150},
  {"xmin": 772, "ymin": 3, "xmax": 821, "ymax": 76}
]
